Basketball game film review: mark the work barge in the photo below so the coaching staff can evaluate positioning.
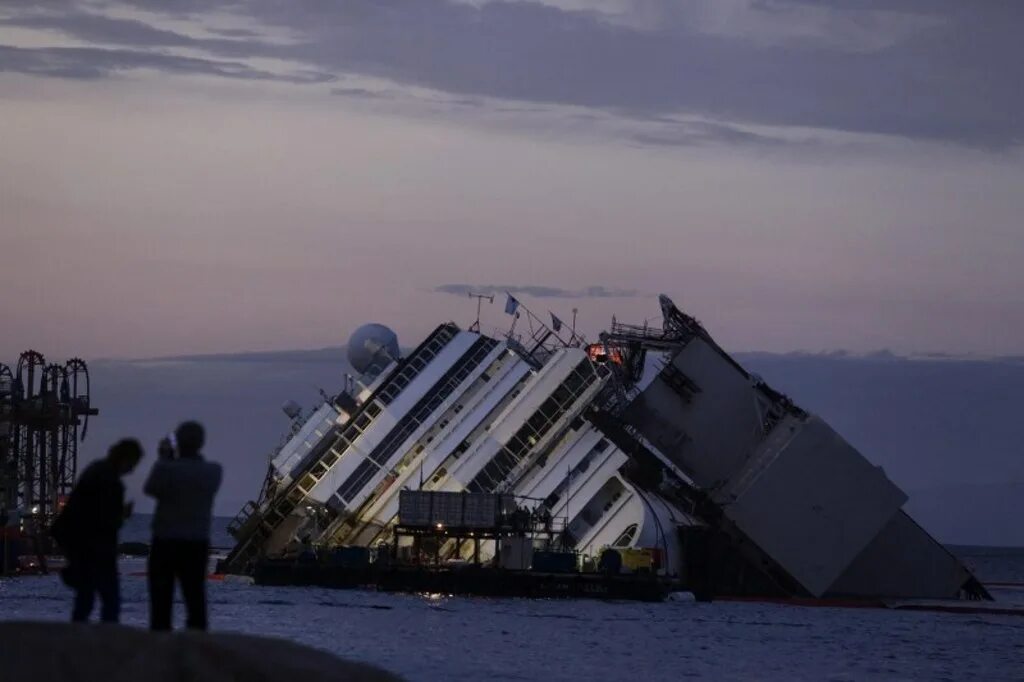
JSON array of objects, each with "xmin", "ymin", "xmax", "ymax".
[
  {"xmin": 223, "ymin": 295, "xmax": 989, "ymax": 603},
  {"xmin": 250, "ymin": 488, "xmax": 675, "ymax": 601}
]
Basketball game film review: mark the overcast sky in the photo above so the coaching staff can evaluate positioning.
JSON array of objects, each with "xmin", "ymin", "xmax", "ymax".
[{"xmin": 2, "ymin": 0, "xmax": 1023, "ymax": 361}]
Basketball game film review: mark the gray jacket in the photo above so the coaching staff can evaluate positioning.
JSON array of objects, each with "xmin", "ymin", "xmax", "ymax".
[{"xmin": 144, "ymin": 455, "xmax": 222, "ymax": 542}]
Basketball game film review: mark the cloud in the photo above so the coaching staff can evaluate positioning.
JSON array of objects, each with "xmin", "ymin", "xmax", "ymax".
[
  {"xmin": 330, "ymin": 87, "xmax": 394, "ymax": 100},
  {"xmin": 207, "ymin": 27, "xmax": 262, "ymax": 38},
  {"xmin": 2, "ymin": 0, "xmax": 1022, "ymax": 148},
  {"xmin": 0, "ymin": 45, "xmax": 334, "ymax": 83},
  {"xmin": 1, "ymin": 10, "xmax": 198, "ymax": 47},
  {"xmin": 434, "ymin": 284, "xmax": 642, "ymax": 299},
  {"xmin": 629, "ymin": 120, "xmax": 797, "ymax": 148}
]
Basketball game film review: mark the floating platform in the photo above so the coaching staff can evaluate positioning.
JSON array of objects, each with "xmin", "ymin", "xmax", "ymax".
[{"xmin": 252, "ymin": 560, "xmax": 673, "ymax": 602}]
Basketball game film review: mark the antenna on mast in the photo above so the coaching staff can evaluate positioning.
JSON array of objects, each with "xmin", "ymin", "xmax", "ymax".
[{"xmin": 467, "ymin": 292, "xmax": 494, "ymax": 332}]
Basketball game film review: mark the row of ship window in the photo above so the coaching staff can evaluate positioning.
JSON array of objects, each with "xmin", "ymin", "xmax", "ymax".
[
  {"xmin": 266, "ymin": 336, "xmax": 606, "ymax": 531},
  {"xmin": 332, "ymin": 336, "xmax": 500, "ymax": 504},
  {"xmin": 542, "ymin": 437, "xmax": 610, "ymax": 510},
  {"xmin": 388, "ymin": 352, "xmax": 510, "ymax": 479},
  {"xmin": 263, "ymin": 325, "xmax": 461, "ymax": 526},
  {"xmin": 376, "ymin": 325, "xmax": 458, "ymax": 404},
  {"xmin": 288, "ymin": 330, "xmax": 484, "ymax": 498},
  {"xmin": 466, "ymin": 358, "xmax": 600, "ymax": 493}
]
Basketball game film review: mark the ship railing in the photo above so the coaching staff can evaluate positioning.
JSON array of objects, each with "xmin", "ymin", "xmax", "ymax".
[{"xmin": 227, "ymin": 500, "xmax": 260, "ymax": 539}]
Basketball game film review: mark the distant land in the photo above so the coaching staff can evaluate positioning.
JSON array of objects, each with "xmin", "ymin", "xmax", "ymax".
[{"xmin": 80, "ymin": 346, "xmax": 1023, "ymax": 547}]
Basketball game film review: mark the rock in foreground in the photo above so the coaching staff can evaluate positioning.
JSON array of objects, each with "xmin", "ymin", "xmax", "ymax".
[{"xmin": 0, "ymin": 622, "xmax": 402, "ymax": 682}]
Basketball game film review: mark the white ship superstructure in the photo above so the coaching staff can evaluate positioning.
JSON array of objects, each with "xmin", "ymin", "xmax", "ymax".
[{"xmin": 227, "ymin": 319, "xmax": 687, "ymax": 574}]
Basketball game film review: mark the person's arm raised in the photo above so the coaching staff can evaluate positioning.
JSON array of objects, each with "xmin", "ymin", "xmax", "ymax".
[{"xmin": 143, "ymin": 460, "xmax": 166, "ymax": 499}]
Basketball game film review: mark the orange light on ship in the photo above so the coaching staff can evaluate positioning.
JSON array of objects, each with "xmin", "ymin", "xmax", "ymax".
[{"xmin": 586, "ymin": 344, "xmax": 624, "ymax": 365}]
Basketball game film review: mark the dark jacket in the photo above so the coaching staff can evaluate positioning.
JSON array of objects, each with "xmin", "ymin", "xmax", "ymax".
[
  {"xmin": 144, "ymin": 455, "xmax": 222, "ymax": 542},
  {"xmin": 51, "ymin": 459, "xmax": 125, "ymax": 553}
]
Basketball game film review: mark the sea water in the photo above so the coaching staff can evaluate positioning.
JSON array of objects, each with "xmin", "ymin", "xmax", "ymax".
[{"xmin": 1, "ymin": 517, "xmax": 1020, "ymax": 681}]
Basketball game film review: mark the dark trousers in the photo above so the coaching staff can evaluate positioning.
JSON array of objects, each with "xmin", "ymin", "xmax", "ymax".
[
  {"xmin": 148, "ymin": 538, "xmax": 209, "ymax": 631},
  {"xmin": 69, "ymin": 546, "xmax": 120, "ymax": 623}
]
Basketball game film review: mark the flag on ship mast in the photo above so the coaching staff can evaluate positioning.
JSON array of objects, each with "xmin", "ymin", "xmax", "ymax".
[
  {"xmin": 505, "ymin": 294, "xmax": 520, "ymax": 315},
  {"xmin": 550, "ymin": 312, "xmax": 563, "ymax": 332}
]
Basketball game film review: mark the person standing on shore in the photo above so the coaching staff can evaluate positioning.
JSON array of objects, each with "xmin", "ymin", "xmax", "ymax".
[
  {"xmin": 144, "ymin": 421, "xmax": 222, "ymax": 631},
  {"xmin": 51, "ymin": 439, "xmax": 144, "ymax": 623}
]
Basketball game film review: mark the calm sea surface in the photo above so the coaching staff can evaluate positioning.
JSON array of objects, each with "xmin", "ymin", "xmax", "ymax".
[{"xmin": 2, "ymin": 516, "xmax": 1021, "ymax": 681}]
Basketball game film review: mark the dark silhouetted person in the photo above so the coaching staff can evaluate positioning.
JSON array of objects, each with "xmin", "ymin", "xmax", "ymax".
[
  {"xmin": 144, "ymin": 421, "xmax": 222, "ymax": 631},
  {"xmin": 50, "ymin": 438, "xmax": 144, "ymax": 623}
]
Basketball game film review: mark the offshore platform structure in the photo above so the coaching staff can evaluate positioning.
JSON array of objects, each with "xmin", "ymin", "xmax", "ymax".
[{"xmin": 0, "ymin": 351, "xmax": 96, "ymax": 545}]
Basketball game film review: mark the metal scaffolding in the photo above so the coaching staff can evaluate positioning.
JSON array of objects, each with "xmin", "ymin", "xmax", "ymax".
[{"xmin": 0, "ymin": 350, "xmax": 96, "ymax": 543}]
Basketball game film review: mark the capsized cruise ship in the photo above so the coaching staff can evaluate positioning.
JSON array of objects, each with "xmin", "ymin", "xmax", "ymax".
[{"xmin": 223, "ymin": 295, "xmax": 989, "ymax": 601}]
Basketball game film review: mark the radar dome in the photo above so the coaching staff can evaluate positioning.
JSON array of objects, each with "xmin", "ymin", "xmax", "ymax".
[{"xmin": 347, "ymin": 323, "xmax": 400, "ymax": 375}]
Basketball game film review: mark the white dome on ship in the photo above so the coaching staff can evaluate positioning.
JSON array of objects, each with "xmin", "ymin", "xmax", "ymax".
[{"xmin": 347, "ymin": 323, "xmax": 400, "ymax": 375}]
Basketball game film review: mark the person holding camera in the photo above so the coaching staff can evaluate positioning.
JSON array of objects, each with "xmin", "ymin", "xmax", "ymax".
[{"xmin": 143, "ymin": 421, "xmax": 222, "ymax": 631}]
